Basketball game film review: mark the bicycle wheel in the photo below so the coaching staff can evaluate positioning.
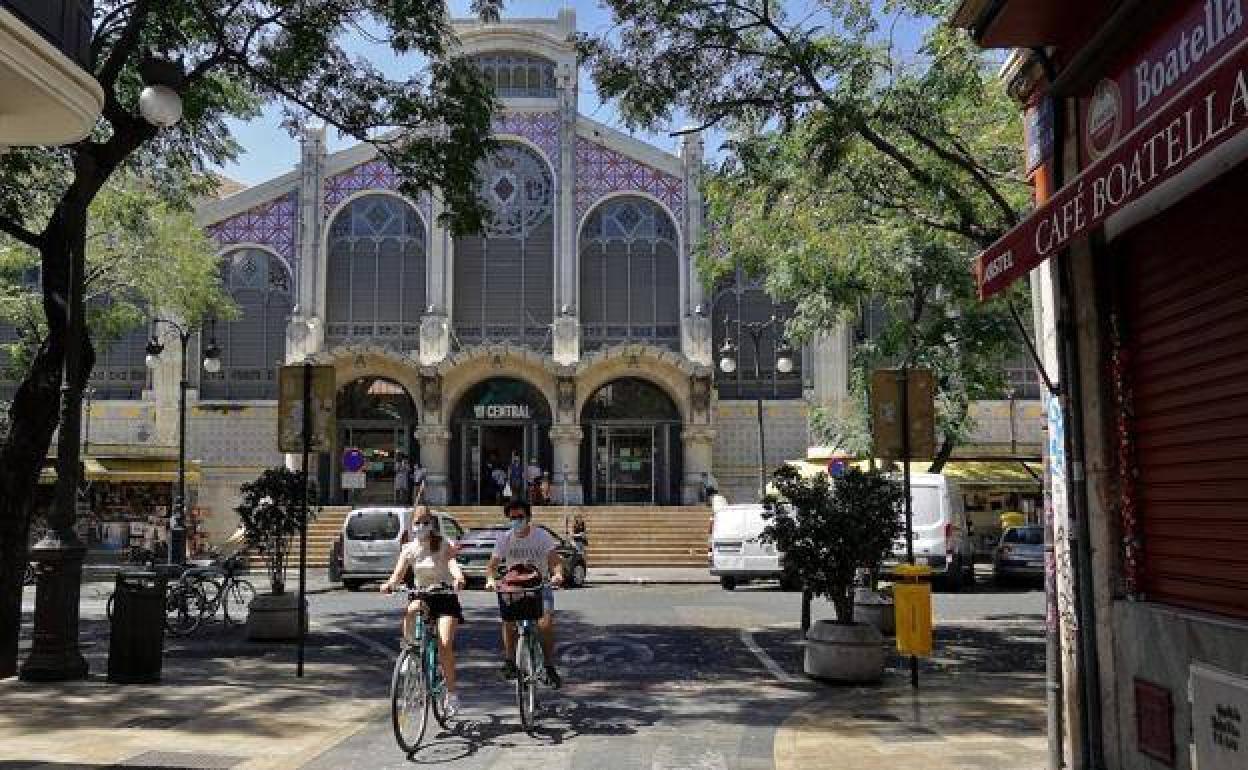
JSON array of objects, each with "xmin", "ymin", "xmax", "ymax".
[
  {"xmin": 391, "ymin": 646, "xmax": 430, "ymax": 754},
  {"xmin": 515, "ymin": 627, "xmax": 539, "ymax": 733},
  {"xmin": 427, "ymin": 636, "xmax": 449, "ymax": 729},
  {"xmin": 223, "ymin": 579, "xmax": 257, "ymax": 625},
  {"xmin": 164, "ymin": 583, "xmax": 205, "ymax": 636}
]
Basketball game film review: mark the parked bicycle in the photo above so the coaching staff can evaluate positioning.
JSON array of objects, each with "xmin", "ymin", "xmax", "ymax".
[
  {"xmin": 23, "ymin": 562, "xmax": 35, "ymax": 586},
  {"xmin": 105, "ymin": 566, "xmax": 208, "ymax": 637},
  {"xmin": 390, "ymin": 583, "xmax": 456, "ymax": 753},
  {"xmin": 497, "ymin": 583, "xmax": 551, "ymax": 733},
  {"xmin": 182, "ymin": 553, "xmax": 256, "ymax": 626}
]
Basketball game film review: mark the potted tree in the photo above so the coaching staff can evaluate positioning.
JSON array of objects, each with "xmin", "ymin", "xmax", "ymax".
[
  {"xmin": 236, "ymin": 467, "xmax": 315, "ymax": 640},
  {"xmin": 763, "ymin": 464, "xmax": 905, "ymax": 682}
]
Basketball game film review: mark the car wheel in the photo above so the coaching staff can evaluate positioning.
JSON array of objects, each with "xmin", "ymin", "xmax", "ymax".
[
  {"xmin": 343, "ymin": 579, "xmax": 363, "ymax": 592},
  {"xmin": 570, "ymin": 562, "xmax": 587, "ymax": 588},
  {"xmin": 328, "ymin": 557, "xmax": 341, "ymax": 583},
  {"xmin": 720, "ymin": 576, "xmax": 737, "ymax": 591}
]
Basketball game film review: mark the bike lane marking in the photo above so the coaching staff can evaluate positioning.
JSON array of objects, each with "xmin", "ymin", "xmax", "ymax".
[{"xmin": 740, "ymin": 627, "xmax": 799, "ymax": 685}]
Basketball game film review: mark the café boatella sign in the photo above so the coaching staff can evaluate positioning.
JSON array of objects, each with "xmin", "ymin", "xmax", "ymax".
[{"xmin": 977, "ymin": 0, "xmax": 1248, "ymax": 299}]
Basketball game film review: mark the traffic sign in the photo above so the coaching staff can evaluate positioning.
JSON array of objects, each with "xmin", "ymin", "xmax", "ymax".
[{"xmin": 870, "ymin": 368, "xmax": 936, "ymax": 460}]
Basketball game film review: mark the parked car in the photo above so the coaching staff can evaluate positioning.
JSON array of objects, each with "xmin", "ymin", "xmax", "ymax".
[
  {"xmin": 455, "ymin": 525, "xmax": 587, "ymax": 588},
  {"xmin": 881, "ymin": 472, "xmax": 976, "ymax": 591},
  {"xmin": 333, "ymin": 507, "xmax": 463, "ymax": 591},
  {"xmin": 709, "ymin": 501, "xmax": 793, "ymax": 591},
  {"xmin": 993, "ymin": 525, "xmax": 1044, "ymax": 584}
]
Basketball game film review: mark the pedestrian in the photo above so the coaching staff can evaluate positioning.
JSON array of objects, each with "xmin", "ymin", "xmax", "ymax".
[
  {"xmin": 410, "ymin": 459, "xmax": 427, "ymax": 503},
  {"xmin": 508, "ymin": 452, "xmax": 525, "ymax": 501},
  {"xmin": 539, "ymin": 472, "xmax": 553, "ymax": 505},
  {"xmin": 491, "ymin": 460, "xmax": 508, "ymax": 503},
  {"xmin": 394, "ymin": 454, "xmax": 410, "ymax": 503},
  {"xmin": 571, "ymin": 513, "xmax": 588, "ymax": 554},
  {"xmin": 526, "ymin": 456, "xmax": 543, "ymax": 501}
]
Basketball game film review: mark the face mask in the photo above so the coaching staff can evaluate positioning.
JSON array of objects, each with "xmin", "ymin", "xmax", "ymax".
[
  {"xmin": 413, "ymin": 522, "xmax": 432, "ymax": 537},
  {"xmin": 509, "ymin": 518, "xmax": 527, "ymax": 531}
]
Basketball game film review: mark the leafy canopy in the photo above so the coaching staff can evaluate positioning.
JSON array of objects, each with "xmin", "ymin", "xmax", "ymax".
[
  {"xmin": 235, "ymin": 466, "xmax": 316, "ymax": 594},
  {"xmin": 0, "ymin": 179, "xmax": 234, "ymax": 378},
  {"xmin": 581, "ymin": 1, "xmax": 1037, "ymax": 464}
]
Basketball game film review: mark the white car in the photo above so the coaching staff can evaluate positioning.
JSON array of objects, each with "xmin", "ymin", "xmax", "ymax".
[
  {"xmin": 338, "ymin": 507, "xmax": 463, "ymax": 591},
  {"xmin": 708, "ymin": 501, "xmax": 792, "ymax": 590}
]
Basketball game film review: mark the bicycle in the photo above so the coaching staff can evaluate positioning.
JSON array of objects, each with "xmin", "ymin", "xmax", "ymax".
[
  {"xmin": 389, "ymin": 583, "xmax": 456, "ymax": 754},
  {"xmin": 105, "ymin": 568, "xmax": 207, "ymax": 637},
  {"xmin": 497, "ymin": 584, "xmax": 550, "ymax": 733},
  {"xmin": 183, "ymin": 554, "xmax": 256, "ymax": 626}
]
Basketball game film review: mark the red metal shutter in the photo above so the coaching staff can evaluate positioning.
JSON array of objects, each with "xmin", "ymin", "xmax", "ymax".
[{"xmin": 1121, "ymin": 169, "xmax": 1248, "ymax": 620}]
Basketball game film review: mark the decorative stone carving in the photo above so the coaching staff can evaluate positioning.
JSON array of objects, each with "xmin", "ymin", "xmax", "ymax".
[
  {"xmin": 419, "ymin": 313, "xmax": 449, "ymax": 366},
  {"xmin": 690, "ymin": 373, "xmax": 712, "ymax": 416},
  {"xmin": 556, "ymin": 375, "xmax": 576, "ymax": 414},
  {"xmin": 420, "ymin": 372, "xmax": 442, "ymax": 415}
]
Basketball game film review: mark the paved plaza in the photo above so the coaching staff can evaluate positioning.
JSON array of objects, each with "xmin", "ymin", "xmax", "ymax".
[{"xmin": 0, "ymin": 573, "xmax": 1046, "ymax": 769}]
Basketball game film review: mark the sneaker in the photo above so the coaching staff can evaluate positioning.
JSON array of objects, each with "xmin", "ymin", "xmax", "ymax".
[
  {"xmin": 544, "ymin": 665, "xmax": 562, "ymax": 690},
  {"xmin": 501, "ymin": 660, "xmax": 519, "ymax": 680},
  {"xmin": 442, "ymin": 691, "xmax": 460, "ymax": 719}
]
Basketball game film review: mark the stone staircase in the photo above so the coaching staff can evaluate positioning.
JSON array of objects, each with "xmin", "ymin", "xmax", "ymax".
[{"xmin": 301, "ymin": 505, "xmax": 712, "ymax": 569}]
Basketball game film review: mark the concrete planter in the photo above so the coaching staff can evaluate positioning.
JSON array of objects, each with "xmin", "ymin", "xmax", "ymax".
[
  {"xmin": 853, "ymin": 589, "xmax": 896, "ymax": 636},
  {"xmin": 245, "ymin": 592, "xmax": 308, "ymax": 641},
  {"xmin": 804, "ymin": 620, "xmax": 885, "ymax": 683}
]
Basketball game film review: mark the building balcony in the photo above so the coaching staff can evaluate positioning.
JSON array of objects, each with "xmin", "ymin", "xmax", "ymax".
[{"xmin": 0, "ymin": 0, "xmax": 104, "ymax": 146}]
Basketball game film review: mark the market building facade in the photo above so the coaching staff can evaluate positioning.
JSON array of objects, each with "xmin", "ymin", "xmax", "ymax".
[{"xmin": 956, "ymin": 1, "xmax": 1248, "ymax": 768}]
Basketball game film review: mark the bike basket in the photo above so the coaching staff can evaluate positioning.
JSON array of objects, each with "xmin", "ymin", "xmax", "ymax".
[{"xmin": 498, "ymin": 589, "xmax": 544, "ymax": 621}]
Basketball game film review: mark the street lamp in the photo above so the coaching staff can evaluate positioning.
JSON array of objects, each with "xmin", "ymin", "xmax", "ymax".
[
  {"xmin": 138, "ymin": 56, "xmax": 184, "ymax": 128},
  {"xmin": 146, "ymin": 318, "xmax": 222, "ymax": 565},
  {"xmin": 718, "ymin": 316, "xmax": 795, "ymax": 501}
]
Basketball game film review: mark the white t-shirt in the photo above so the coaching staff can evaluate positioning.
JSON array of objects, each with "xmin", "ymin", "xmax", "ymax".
[
  {"xmin": 395, "ymin": 537, "xmax": 459, "ymax": 589},
  {"xmin": 492, "ymin": 526, "xmax": 558, "ymax": 578}
]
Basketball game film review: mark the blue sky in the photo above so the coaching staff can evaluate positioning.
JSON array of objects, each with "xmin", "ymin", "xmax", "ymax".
[{"xmin": 214, "ymin": 1, "xmax": 929, "ymax": 187}]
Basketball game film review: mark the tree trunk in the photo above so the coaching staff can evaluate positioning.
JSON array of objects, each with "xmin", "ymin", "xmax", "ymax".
[
  {"xmin": 926, "ymin": 430, "xmax": 957, "ymax": 474},
  {"xmin": 800, "ymin": 589, "xmax": 812, "ymax": 635},
  {"xmin": 832, "ymin": 586, "xmax": 855, "ymax": 625}
]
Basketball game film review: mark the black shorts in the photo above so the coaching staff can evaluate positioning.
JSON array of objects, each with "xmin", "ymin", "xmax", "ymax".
[{"xmin": 414, "ymin": 593, "xmax": 464, "ymax": 623}]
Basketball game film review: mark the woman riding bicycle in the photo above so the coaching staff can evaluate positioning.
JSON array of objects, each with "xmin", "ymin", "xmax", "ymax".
[{"xmin": 380, "ymin": 506, "xmax": 466, "ymax": 717}]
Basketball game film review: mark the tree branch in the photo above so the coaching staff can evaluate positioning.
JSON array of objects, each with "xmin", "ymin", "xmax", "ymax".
[
  {"xmin": 901, "ymin": 126, "xmax": 1020, "ymax": 228},
  {"xmin": 0, "ymin": 216, "xmax": 43, "ymax": 250}
]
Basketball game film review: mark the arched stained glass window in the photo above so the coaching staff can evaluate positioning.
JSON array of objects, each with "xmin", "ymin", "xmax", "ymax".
[
  {"xmin": 579, "ymin": 196, "xmax": 680, "ymax": 351},
  {"xmin": 326, "ymin": 194, "xmax": 427, "ymax": 351},
  {"xmin": 452, "ymin": 143, "xmax": 555, "ymax": 348},
  {"xmin": 468, "ymin": 52, "xmax": 557, "ymax": 98},
  {"xmin": 201, "ymin": 248, "xmax": 293, "ymax": 400}
]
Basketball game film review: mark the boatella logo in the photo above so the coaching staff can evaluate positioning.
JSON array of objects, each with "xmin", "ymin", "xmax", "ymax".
[{"xmin": 1087, "ymin": 78, "xmax": 1123, "ymax": 159}]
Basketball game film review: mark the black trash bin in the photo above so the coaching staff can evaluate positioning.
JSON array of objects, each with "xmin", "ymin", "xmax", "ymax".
[{"xmin": 107, "ymin": 571, "xmax": 167, "ymax": 684}]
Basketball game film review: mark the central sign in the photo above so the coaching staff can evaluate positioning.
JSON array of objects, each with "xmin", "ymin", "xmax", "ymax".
[{"xmin": 473, "ymin": 403, "xmax": 532, "ymax": 420}]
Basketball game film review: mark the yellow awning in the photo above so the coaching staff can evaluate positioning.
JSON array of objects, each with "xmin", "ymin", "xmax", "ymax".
[
  {"xmin": 785, "ymin": 458, "xmax": 1042, "ymax": 488},
  {"xmin": 85, "ymin": 457, "xmax": 201, "ymax": 484}
]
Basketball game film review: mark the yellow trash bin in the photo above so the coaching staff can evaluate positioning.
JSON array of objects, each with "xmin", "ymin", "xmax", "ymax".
[{"xmin": 893, "ymin": 564, "xmax": 933, "ymax": 656}]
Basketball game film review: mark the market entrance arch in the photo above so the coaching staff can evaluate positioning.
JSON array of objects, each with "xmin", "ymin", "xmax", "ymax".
[
  {"xmin": 449, "ymin": 377, "xmax": 553, "ymax": 504},
  {"xmin": 581, "ymin": 378, "xmax": 683, "ymax": 505},
  {"xmin": 328, "ymin": 376, "xmax": 418, "ymax": 504}
]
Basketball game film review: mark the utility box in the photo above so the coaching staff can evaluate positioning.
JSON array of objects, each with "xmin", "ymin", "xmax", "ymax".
[
  {"xmin": 893, "ymin": 564, "xmax": 933, "ymax": 657},
  {"xmin": 107, "ymin": 571, "xmax": 167, "ymax": 684}
]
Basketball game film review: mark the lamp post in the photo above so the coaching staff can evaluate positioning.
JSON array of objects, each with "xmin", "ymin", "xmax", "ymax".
[
  {"xmin": 20, "ymin": 57, "xmax": 185, "ymax": 682},
  {"xmin": 145, "ymin": 319, "xmax": 221, "ymax": 565},
  {"xmin": 717, "ymin": 316, "xmax": 794, "ymax": 501}
]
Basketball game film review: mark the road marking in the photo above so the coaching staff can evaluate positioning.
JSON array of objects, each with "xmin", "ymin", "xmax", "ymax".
[
  {"xmin": 313, "ymin": 621, "xmax": 397, "ymax": 660},
  {"xmin": 740, "ymin": 627, "xmax": 798, "ymax": 684}
]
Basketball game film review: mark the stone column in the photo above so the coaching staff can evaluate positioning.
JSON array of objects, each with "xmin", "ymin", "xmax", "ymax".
[
  {"xmin": 680, "ymin": 425, "xmax": 716, "ymax": 505},
  {"xmin": 415, "ymin": 424, "xmax": 452, "ymax": 505},
  {"xmin": 291, "ymin": 121, "xmax": 327, "ymax": 359},
  {"xmin": 421, "ymin": 192, "xmax": 451, "ymax": 366},
  {"xmin": 548, "ymin": 423, "xmax": 584, "ymax": 504},
  {"xmin": 556, "ymin": 62, "xmax": 580, "ymax": 363},
  {"xmin": 680, "ymin": 131, "xmax": 709, "ymax": 364}
]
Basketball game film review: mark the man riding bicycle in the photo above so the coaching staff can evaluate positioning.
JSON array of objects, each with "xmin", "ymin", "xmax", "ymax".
[
  {"xmin": 485, "ymin": 500, "xmax": 565, "ymax": 688},
  {"xmin": 381, "ymin": 506, "xmax": 466, "ymax": 717}
]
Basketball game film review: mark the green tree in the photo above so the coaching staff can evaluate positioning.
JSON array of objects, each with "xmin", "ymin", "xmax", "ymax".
[
  {"xmin": 764, "ymin": 465, "xmax": 906, "ymax": 627},
  {"xmin": 580, "ymin": 1, "xmax": 1035, "ymax": 468},
  {"xmin": 0, "ymin": 179, "xmax": 234, "ymax": 379},
  {"xmin": 0, "ymin": 0, "xmax": 502, "ymax": 679},
  {"xmin": 235, "ymin": 467, "xmax": 315, "ymax": 596}
]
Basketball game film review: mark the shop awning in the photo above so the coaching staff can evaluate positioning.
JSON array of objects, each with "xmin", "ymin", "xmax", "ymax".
[
  {"xmin": 38, "ymin": 457, "xmax": 201, "ymax": 484},
  {"xmin": 786, "ymin": 458, "xmax": 1042, "ymax": 488}
]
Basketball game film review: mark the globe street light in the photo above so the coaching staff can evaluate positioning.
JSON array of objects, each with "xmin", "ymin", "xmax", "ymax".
[
  {"xmin": 138, "ymin": 56, "xmax": 184, "ymax": 129},
  {"xmin": 718, "ymin": 315, "xmax": 793, "ymax": 501},
  {"xmin": 146, "ymin": 319, "xmax": 222, "ymax": 565}
]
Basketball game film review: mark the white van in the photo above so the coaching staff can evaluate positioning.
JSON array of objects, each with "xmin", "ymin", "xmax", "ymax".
[
  {"xmin": 339, "ymin": 507, "xmax": 463, "ymax": 591},
  {"xmin": 708, "ymin": 501, "xmax": 789, "ymax": 590},
  {"xmin": 884, "ymin": 472, "xmax": 975, "ymax": 591}
]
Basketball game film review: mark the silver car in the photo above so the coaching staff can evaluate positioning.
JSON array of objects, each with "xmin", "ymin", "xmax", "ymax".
[{"xmin": 993, "ymin": 525, "xmax": 1045, "ymax": 584}]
